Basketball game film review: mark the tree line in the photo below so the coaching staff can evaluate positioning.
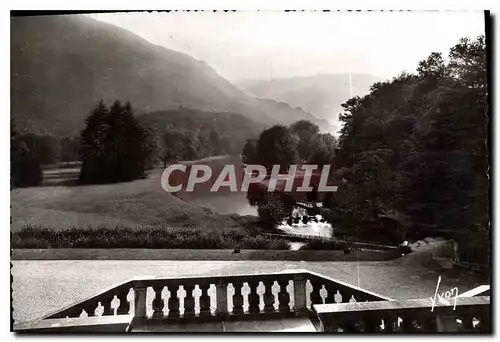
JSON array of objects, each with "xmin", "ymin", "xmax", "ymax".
[{"xmin": 11, "ymin": 102, "xmax": 261, "ymax": 187}]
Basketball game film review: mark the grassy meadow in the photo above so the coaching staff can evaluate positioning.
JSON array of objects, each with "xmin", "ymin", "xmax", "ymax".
[{"xmin": 11, "ymin": 160, "xmax": 249, "ymax": 235}]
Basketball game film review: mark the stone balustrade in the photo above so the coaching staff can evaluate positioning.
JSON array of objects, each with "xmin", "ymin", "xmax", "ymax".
[
  {"xmin": 15, "ymin": 269, "xmax": 490, "ymax": 333},
  {"xmin": 40, "ymin": 269, "xmax": 389, "ymax": 323},
  {"xmin": 313, "ymin": 296, "xmax": 491, "ymax": 333}
]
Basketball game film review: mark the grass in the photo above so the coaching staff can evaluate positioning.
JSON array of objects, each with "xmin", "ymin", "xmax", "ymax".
[
  {"xmin": 11, "ymin": 225, "xmax": 291, "ymax": 250},
  {"xmin": 11, "ymin": 166, "xmax": 248, "ymax": 233}
]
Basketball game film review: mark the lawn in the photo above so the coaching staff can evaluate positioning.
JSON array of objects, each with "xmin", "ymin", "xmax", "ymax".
[{"xmin": 11, "ymin": 166, "xmax": 246, "ymax": 233}]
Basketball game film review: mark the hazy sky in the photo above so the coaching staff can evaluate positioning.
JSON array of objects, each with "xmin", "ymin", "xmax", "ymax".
[{"xmin": 89, "ymin": 11, "xmax": 485, "ymax": 82}]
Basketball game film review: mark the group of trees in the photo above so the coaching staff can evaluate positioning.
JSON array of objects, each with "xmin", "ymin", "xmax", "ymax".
[
  {"xmin": 79, "ymin": 100, "xmax": 155, "ymax": 184},
  {"xmin": 12, "ymin": 133, "xmax": 80, "ymax": 166},
  {"xmin": 242, "ymin": 36, "xmax": 489, "ymax": 266},
  {"xmin": 242, "ymin": 120, "xmax": 337, "ymax": 169},
  {"xmin": 11, "ymin": 120, "xmax": 42, "ymax": 187},
  {"xmin": 242, "ymin": 120, "xmax": 337, "ymax": 225},
  {"xmin": 11, "ymin": 101, "xmax": 261, "ymax": 187},
  {"xmin": 159, "ymin": 127, "xmax": 239, "ymax": 166},
  {"xmin": 328, "ymin": 36, "xmax": 488, "ymax": 263}
]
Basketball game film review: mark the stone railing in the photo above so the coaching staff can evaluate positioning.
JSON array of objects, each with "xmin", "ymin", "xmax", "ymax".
[
  {"xmin": 14, "ymin": 269, "xmax": 491, "ymax": 333},
  {"xmin": 314, "ymin": 296, "xmax": 491, "ymax": 333},
  {"xmin": 17, "ymin": 269, "xmax": 390, "ymax": 331}
]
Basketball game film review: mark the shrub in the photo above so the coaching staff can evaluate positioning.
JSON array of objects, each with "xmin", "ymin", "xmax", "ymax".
[
  {"xmin": 257, "ymin": 193, "xmax": 292, "ymax": 227},
  {"xmin": 299, "ymin": 238, "xmax": 346, "ymax": 250},
  {"xmin": 12, "ymin": 225, "xmax": 291, "ymax": 250}
]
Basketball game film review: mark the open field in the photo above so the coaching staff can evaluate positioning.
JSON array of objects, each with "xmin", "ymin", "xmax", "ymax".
[{"xmin": 11, "ymin": 165, "xmax": 247, "ymax": 233}]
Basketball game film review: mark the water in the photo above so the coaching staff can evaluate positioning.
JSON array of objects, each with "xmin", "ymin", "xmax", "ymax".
[
  {"xmin": 181, "ymin": 191, "xmax": 257, "ymax": 216},
  {"xmin": 277, "ymin": 207, "xmax": 333, "ymax": 238}
]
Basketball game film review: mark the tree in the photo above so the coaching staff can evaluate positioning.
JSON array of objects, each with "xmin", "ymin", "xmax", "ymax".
[
  {"xmin": 11, "ymin": 119, "xmax": 42, "ymax": 187},
  {"xmin": 256, "ymin": 125, "xmax": 299, "ymax": 171},
  {"xmin": 242, "ymin": 139, "xmax": 258, "ymax": 164},
  {"xmin": 257, "ymin": 193, "xmax": 293, "ymax": 228},
  {"xmin": 308, "ymin": 133, "xmax": 336, "ymax": 165},
  {"xmin": 79, "ymin": 100, "xmax": 153, "ymax": 184},
  {"xmin": 17, "ymin": 133, "xmax": 60, "ymax": 165},
  {"xmin": 290, "ymin": 120, "xmax": 320, "ymax": 161},
  {"xmin": 59, "ymin": 136, "xmax": 81, "ymax": 162}
]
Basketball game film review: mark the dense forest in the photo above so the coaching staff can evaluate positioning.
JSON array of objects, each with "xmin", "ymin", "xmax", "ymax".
[{"xmin": 328, "ymin": 36, "xmax": 489, "ymax": 264}]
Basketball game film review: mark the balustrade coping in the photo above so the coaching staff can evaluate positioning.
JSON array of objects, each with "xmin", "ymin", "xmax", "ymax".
[
  {"xmin": 38, "ymin": 268, "xmax": 391, "ymax": 322},
  {"xmin": 14, "ymin": 314, "xmax": 133, "ymax": 332},
  {"xmin": 313, "ymin": 296, "xmax": 490, "ymax": 315},
  {"xmin": 305, "ymin": 270, "xmax": 393, "ymax": 301}
]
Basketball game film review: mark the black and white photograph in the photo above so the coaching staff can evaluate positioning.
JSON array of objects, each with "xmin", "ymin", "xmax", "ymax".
[{"xmin": 10, "ymin": 10, "xmax": 491, "ymax": 333}]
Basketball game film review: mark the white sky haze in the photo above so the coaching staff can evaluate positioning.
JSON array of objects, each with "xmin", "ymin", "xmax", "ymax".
[{"xmin": 89, "ymin": 11, "xmax": 486, "ymax": 82}]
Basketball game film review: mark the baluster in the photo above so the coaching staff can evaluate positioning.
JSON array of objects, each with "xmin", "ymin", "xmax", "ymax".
[
  {"xmin": 152, "ymin": 285, "xmax": 164, "ymax": 318},
  {"xmin": 167, "ymin": 284, "xmax": 180, "ymax": 318},
  {"xmin": 277, "ymin": 279, "xmax": 290, "ymax": 313},
  {"xmin": 101, "ymin": 296, "xmax": 114, "ymax": 316},
  {"xmin": 310, "ymin": 279, "xmax": 322, "ymax": 305},
  {"xmin": 248, "ymin": 280, "xmax": 260, "ymax": 314},
  {"xmin": 232, "ymin": 281, "xmax": 244, "ymax": 315},
  {"xmin": 325, "ymin": 286, "xmax": 342, "ymax": 304},
  {"xmin": 263, "ymin": 280, "xmax": 275, "ymax": 313},
  {"xmin": 293, "ymin": 274, "xmax": 307, "ymax": 312},
  {"xmin": 460, "ymin": 314, "xmax": 474, "ymax": 331},
  {"xmin": 134, "ymin": 286, "xmax": 147, "ymax": 318},
  {"xmin": 383, "ymin": 316, "xmax": 396, "ymax": 332},
  {"xmin": 199, "ymin": 284, "xmax": 211, "ymax": 317},
  {"xmin": 216, "ymin": 280, "xmax": 228, "ymax": 317},
  {"xmin": 364, "ymin": 315, "xmax": 381, "ymax": 332},
  {"xmin": 477, "ymin": 307, "xmax": 491, "ymax": 332},
  {"xmin": 401, "ymin": 315, "xmax": 415, "ymax": 332},
  {"xmin": 183, "ymin": 284, "xmax": 196, "ymax": 318},
  {"xmin": 83, "ymin": 302, "xmax": 96, "ymax": 317},
  {"xmin": 117, "ymin": 290, "xmax": 131, "ymax": 315}
]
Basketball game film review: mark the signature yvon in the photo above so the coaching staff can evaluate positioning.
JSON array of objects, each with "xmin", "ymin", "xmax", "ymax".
[{"xmin": 429, "ymin": 276, "xmax": 458, "ymax": 312}]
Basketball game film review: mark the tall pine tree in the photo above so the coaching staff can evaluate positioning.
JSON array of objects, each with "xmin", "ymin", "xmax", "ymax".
[{"xmin": 79, "ymin": 100, "xmax": 153, "ymax": 184}]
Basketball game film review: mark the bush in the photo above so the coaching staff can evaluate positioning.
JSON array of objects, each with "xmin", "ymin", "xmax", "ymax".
[
  {"xmin": 257, "ymin": 193, "xmax": 292, "ymax": 227},
  {"xmin": 11, "ymin": 225, "xmax": 291, "ymax": 250},
  {"xmin": 299, "ymin": 238, "xmax": 346, "ymax": 250}
]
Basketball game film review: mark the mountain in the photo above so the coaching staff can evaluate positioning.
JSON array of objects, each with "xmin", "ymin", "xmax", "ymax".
[
  {"xmin": 236, "ymin": 73, "xmax": 385, "ymax": 133},
  {"xmin": 11, "ymin": 15, "xmax": 332, "ymax": 137}
]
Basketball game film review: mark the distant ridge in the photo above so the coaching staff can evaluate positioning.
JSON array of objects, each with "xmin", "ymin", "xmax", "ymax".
[
  {"xmin": 237, "ymin": 73, "xmax": 385, "ymax": 133},
  {"xmin": 11, "ymin": 15, "xmax": 332, "ymax": 136}
]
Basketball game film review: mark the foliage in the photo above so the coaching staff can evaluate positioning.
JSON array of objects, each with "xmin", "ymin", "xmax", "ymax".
[
  {"xmin": 256, "ymin": 193, "xmax": 293, "ymax": 227},
  {"xmin": 331, "ymin": 35, "xmax": 489, "ymax": 263},
  {"xmin": 11, "ymin": 119, "xmax": 43, "ymax": 188},
  {"xmin": 290, "ymin": 120, "xmax": 320, "ymax": 161},
  {"xmin": 256, "ymin": 125, "xmax": 300, "ymax": 171},
  {"xmin": 242, "ymin": 139, "xmax": 258, "ymax": 164},
  {"xmin": 141, "ymin": 107, "xmax": 264, "ymax": 164},
  {"xmin": 299, "ymin": 238, "xmax": 346, "ymax": 250},
  {"xmin": 11, "ymin": 225, "xmax": 291, "ymax": 250},
  {"xmin": 79, "ymin": 99, "xmax": 154, "ymax": 184}
]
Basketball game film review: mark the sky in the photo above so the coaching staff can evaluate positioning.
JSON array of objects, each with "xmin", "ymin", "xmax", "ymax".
[{"xmin": 89, "ymin": 11, "xmax": 486, "ymax": 82}]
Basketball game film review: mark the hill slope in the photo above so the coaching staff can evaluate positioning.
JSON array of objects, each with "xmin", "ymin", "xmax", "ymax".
[
  {"xmin": 237, "ymin": 73, "xmax": 384, "ymax": 132},
  {"xmin": 11, "ymin": 15, "xmax": 331, "ymax": 136}
]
